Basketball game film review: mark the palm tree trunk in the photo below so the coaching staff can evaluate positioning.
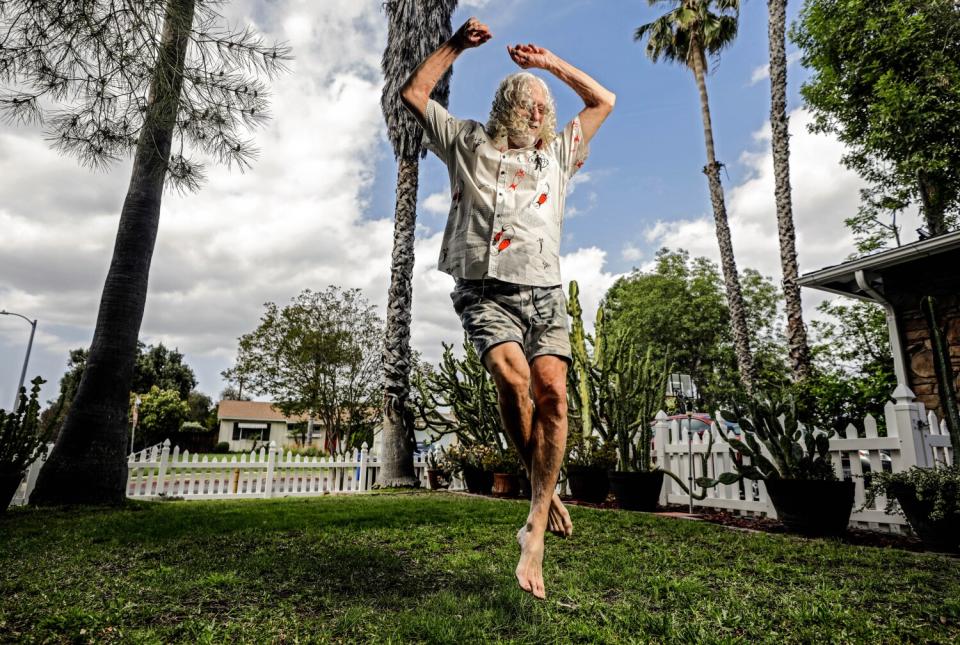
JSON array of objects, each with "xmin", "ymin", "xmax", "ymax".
[
  {"xmin": 29, "ymin": 0, "xmax": 196, "ymax": 506},
  {"xmin": 690, "ymin": 47, "xmax": 758, "ymax": 394},
  {"xmin": 768, "ymin": 0, "xmax": 812, "ymax": 382},
  {"xmin": 379, "ymin": 156, "xmax": 420, "ymax": 487}
]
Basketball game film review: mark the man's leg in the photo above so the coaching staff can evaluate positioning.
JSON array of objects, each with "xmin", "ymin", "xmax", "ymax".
[
  {"xmin": 513, "ymin": 354, "xmax": 568, "ymax": 599},
  {"xmin": 484, "ymin": 343, "xmax": 572, "ymax": 538}
]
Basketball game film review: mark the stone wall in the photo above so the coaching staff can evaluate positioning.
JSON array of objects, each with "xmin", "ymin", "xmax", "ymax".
[{"xmin": 886, "ymin": 251, "xmax": 960, "ymax": 419}]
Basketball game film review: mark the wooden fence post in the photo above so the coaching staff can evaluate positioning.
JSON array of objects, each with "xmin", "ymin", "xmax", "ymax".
[
  {"xmin": 264, "ymin": 441, "xmax": 277, "ymax": 499},
  {"xmin": 155, "ymin": 439, "xmax": 171, "ymax": 497},
  {"xmin": 654, "ymin": 410, "xmax": 669, "ymax": 506},
  {"xmin": 359, "ymin": 442, "xmax": 369, "ymax": 491}
]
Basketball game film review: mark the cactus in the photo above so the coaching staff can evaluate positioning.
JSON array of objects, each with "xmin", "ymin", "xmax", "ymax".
[
  {"xmin": 697, "ymin": 394, "xmax": 837, "ymax": 487},
  {"xmin": 1, "ymin": 376, "xmax": 49, "ymax": 476},
  {"xmin": 567, "ymin": 280, "xmax": 595, "ymax": 438},
  {"xmin": 411, "ymin": 337, "xmax": 504, "ymax": 452}
]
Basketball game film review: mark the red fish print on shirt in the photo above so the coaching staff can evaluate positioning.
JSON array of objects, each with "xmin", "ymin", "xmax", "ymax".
[
  {"xmin": 509, "ymin": 168, "xmax": 525, "ymax": 191},
  {"xmin": 492, "ymin": 225, "xmax": 514, "ymax": 253},
  {"xmin": 532, "ymin": 182, "xmax": 551, "ymax": 209}
]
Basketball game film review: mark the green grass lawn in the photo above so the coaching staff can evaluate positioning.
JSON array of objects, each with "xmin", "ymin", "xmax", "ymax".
[{"xmin": 2, "ymin": 492, "xmax": 959, "ymax": 644}]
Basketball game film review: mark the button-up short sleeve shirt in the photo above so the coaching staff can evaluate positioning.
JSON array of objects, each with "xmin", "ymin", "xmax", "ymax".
[{"xmin": 423, "ymin": 99, "xmax": 589, "ymax": 287}]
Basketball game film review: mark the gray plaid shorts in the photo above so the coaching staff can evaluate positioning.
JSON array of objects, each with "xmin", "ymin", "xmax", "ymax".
[{"xmin": 450, "ymin": 278, "xmax": 572, "ymax": 365}]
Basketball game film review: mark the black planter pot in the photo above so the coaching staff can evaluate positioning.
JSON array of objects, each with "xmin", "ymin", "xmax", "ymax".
[
  {"xmin": 462, "ymin": 466, "xmax": 494, "ymax": 495},
  {"xmin": 608, "ymin": 470, "xmax": 664, "ymax": 511},
  {"xmin": 0, "ymin": 468, "xmax": 25, "ymax": 512},
  {"xmin": 891, "ymin": 482, "xmax": 960, "ymax": 552},
  {"xmin": 765, "ymin": 478, "xmax": 855, "ymax": 536},
  {"xmin": 566, "ymin": 465, "xmax": 609, "ymax": 504}
]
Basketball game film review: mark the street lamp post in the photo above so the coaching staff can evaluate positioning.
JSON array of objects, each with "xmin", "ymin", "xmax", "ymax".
[{"xmin": 1, "ymin": 310, "xmax": 38, "ymax": 411}]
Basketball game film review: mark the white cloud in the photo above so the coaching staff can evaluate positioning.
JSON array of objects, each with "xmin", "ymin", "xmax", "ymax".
[
  {"xmin": 622, "ymin": 243, "xmax": 643, "ymax": 263},
  {"xmin": 642, "ymin": 108, "xmax": 908, "ymax": 322},
  {"xmin": 423, "ymin": 190, "xmax": 451, "ymax": 215},
  {"xmin": 748, "ymin": 51, "xmax": 803, "ymax": 86}
]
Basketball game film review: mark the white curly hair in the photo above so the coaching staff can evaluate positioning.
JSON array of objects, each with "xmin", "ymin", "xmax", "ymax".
[{"xmin": 486, "ymin": 72, "xmax": 557, "ymax": 148}]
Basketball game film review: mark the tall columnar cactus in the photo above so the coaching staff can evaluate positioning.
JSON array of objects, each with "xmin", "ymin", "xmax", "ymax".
[
  {"xmin": 567, "ymin": 281, "xmax": 595, "ymax": 438},
  {"xmin": 412, "ymin": 338, "xmax": 503, "ymax": 451}
]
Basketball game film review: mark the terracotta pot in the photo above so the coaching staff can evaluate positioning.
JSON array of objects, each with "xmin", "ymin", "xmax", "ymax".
[
  {"xmin": 427, "ymin": 469, "xmax": 449, "ymax": 490},
  {"xmin": 462, "ymin": 466, "xmax": 494, "ymax": 495},
  {"xmin": 608, "ymin": 470, "xmax": 664, "ymax": 511},
  {"xmin": 0, "ymin": 468, "xmax": 25, "ymax": 512},
  {"xmin": 891, "ymin": 482, "xmax": 960, "ymax": 552},
  {"xmin": 566, "ymin": 465, "xmax": 609, "ymax": 504},
  {"xmin": 765, "ymin": 479, "xmax": 855, "ymax": 536},
  {"xmin": 492, "ymin": 472, "xmax": 520, "ymax": 497}
]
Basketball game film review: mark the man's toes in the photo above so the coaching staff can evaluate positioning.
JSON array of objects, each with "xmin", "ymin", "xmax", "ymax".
[
  {"xmin": 515, "ymin": 571, "xmax": 533, "ymax": 593},
  {"xmin": 533, "ymin": 580, "xmax": 546, "ymax": 599}
]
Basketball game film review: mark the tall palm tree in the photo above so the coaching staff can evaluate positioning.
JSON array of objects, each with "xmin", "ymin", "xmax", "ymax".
[
  {"xmin": 767, "ymin": 0, "xmax": 812, "ymax": 382},
  {"xmin": 635, "ymin": 0, "xmax": 759, "ymax": 394},
  {"xmin": 4, "ymin": 0, "xmax": 288, "ymax": 505},
  {"xmin": 379, "ymin": 0, "xmax": 457, "ymax": 486}
]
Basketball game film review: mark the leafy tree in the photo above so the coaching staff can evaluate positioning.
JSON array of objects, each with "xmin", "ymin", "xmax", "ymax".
[
  {"xmin": 793, "ymin": 0, "xmax": 960, "ymax": 241},
  {"xmin": 379, "ymin": 0, "xmax": 457, "ymax": 487},
  {"xmin": 766, "ymin": 0, "xmax": 812, "ymax": 381},
  {"xmin": 603, "ymin": 249, "xmax": 788, "ymax": 412},
  {"xmin": 185, "ymin": 390, "xmax": 215, "ymax": 430},
  {"xmin": 133, "ymin": 343, "xmax": 197, "ymax": 400},
  {"xmin": 42, "ymin": 343, "xmax": 199, "ymax": 440},
  {"xmin": 218, "ymin": 385, "xmax": 251, "ymax": 402},
  {"xmin": 223, "ymin": 287, "xmax": 384, "ymax": 454},
  {"xmin": 799, "ymin": 300, "xmax": 897, "ymax": 433},
  {"xmin": 635, "ymin": 0, "xmax": 759, "ymax": 393},
  {"xmin": 6, "ymin": 0, "xmax": 290, "ymax": 507},
  {"xmin": 135, "ymin": 386, "xmax": 190, "ymax": 447}
]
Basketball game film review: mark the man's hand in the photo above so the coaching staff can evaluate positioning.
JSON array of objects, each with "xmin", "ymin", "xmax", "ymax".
[
  {"xmin": 453, "ymin": 17, "xmax": 492, "ymax": 50},
  {"xmin": 507, "ymin": 43, "xmax": 556, "ymax": 71}
]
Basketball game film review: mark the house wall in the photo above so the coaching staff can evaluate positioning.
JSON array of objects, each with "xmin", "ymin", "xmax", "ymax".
[
  {"xmin": 217, "ymin": 420, "xmax": 290, "ymax": 452},
  {"xmin": 886, "ymin": 252, "xmax": 960, "ymax": 419}
]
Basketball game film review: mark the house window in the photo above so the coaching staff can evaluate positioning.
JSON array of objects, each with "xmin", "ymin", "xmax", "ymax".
[{"xmin": 233, "ymin": 422, "xmax": 270, "ymax": 441}]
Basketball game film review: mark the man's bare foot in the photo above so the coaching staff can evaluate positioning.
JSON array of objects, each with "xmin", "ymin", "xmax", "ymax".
[
  {"xmin": 515, "ymin": 525, "xmax": 547, "ymax": 599},
  {"xmin": 548, "ymin": 493, "xmax": 573, "ymax": 537}
]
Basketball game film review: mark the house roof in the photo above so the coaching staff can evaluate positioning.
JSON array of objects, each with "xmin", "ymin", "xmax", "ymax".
[
  {"xmin": 797, "ymin": 230, "xmax": 960, "ymax": 301},
  {"xmin": 217, "ymin": 400, "xmax": 307, "ymax": 423}
]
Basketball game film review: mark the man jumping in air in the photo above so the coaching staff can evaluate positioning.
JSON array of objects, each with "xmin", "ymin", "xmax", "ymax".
[{"xmin": 401, "ymin": 17, "xmax": 615, "ymax": 599}]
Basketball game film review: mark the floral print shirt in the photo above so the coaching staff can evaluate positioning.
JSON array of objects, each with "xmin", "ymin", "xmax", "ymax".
[{"xmin": 423, "ymin": 99, "xmax": 589, "ymax": 287}]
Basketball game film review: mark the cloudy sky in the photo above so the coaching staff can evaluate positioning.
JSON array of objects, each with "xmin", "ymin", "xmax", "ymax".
[{"xmin": 0, "ymin": 0, "xmax": 914, "ymax": 406}]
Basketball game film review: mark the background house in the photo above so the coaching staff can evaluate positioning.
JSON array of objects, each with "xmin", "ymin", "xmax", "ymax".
[{"xmin": 217, "ymin": 400, "xmax": 311, "ymax": 452}]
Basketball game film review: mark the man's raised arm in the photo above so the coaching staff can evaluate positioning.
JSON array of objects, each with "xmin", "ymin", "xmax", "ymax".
[
  {"xmin": 401, "ymin": 17, "xmax": 492, "ymax": 126},
  {"xmin": 507, "ymin": 44, "xmax": 615, "ymax": 144}
]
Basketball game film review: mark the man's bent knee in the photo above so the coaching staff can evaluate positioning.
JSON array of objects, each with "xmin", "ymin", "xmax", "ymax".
[{"xmin": 485, "ymin": 342, "xmax": 531, "ymax": 402}]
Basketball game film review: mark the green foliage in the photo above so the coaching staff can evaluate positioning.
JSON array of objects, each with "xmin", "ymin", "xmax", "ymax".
[
  {"xmin": 703, "ymin": 395, "xmax": 837, "ymax": 485},
  {"xmin": 634, "ymin": 0, "xmax": 740, "ymax": 69},
  {"xmin": 223, "ymin": 287, "xmax": 384, "ymax": 453},
  {"xmin": 603, "ymin": 249, "xmax": 788, "ymax": 411},
  {"xmin": 42, "ymin": 343, "xmax": 203, "ymax": 439},
  {"xmin": 866, "ymin": 466, "xmax": 960, "ymax": 523},
  {"xmin": 178, "ymin": 421, "xmax": 208, "ymax": 433},
  {"xmin": 137, "ymin": 387, "xmax": 190, "ymax": 446},
  {"xmin": 793, "ymin": 0, "xmax": 960, "ymax": 239},
  {"xmin": 799, "ymin": 299, "xmax": 896, "ymax": 434},
  {"xmin": 213, "ymin": 442, "xmax": 230, "ymax": 454},
  {"xmin": 568, "ymin": 280, "xmax": 669, "ymax": 471},
  {"xmin": 0, "ymin": 377, "xmax": 49, "ymax": 474},
  {"xmin": 185, "ymin": 390, "xmax": 215, "ymax": 430},
  {"xmin": 565, "ymin": 434, "xmax": 618, "ymax": 470},
  {"xmin": 412, "ymin": 338, "xmax": 502, "ymax": 451},
  {"xmin": 441, "ymin": 443, "xmax": 499, "ymax": 475}
]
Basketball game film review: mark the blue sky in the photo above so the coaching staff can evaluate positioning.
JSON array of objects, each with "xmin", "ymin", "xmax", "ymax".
[{"xmin": 0, "ymin": 0, "xmax": 886, "ymax": 405}]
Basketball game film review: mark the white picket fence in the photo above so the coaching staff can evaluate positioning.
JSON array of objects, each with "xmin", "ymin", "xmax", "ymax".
[
  {"xmin": 656, "ymin": 396, "xmax": 954, "ymax": 533},
  {"xmin": 9, "ymin": 442, "xmax": 463, "ymax": 506}
]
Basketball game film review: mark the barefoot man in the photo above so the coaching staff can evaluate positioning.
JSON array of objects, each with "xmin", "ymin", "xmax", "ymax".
[{"xmin": 401, "ymin": 17, "xmax": 614, "ymax": 599}]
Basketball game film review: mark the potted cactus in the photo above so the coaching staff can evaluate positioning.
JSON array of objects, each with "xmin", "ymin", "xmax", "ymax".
[
  {"xmin": 564, "ymin": 433, "xmax": 617, "ymax": 503},
  {"xmin": 701, "ymin": 395, "xmax": 854, "ymax": 536},
  {"xmin": 425, "ymin": 447, "xmax": 451, "ymax": 490},
  {"xmin": 1, "ymin": 377, "xmax": 49, "ymax": 512},
  {"xmin": 603, "ymin": 345, "xmax": 670, "ymax": 511},
  {"xmin": 487, "ymin": 445, "xmax": 523, "ymax": 497}
]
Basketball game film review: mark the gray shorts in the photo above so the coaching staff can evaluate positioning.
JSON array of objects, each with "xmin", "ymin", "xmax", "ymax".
[{"xmin": 450, "ymin": 278, "xmax": 572, "ymax": 365}]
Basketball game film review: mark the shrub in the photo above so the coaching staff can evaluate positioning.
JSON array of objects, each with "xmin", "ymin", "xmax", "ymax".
[
  {"xmin": 0, "ymin": 377, "xmax": 49, "ymax": 476},
  {"xmin": 179, "ymin": 421, "xmax": 208, "ymax": 433},
  {"xmin": 213, "ymin": 442, "xmax": 230, "ymax": 454},
  {"xmin": 565, "ymin": 434, "xmax": 617, "ymax": 470},
  {"xmin": 866, "ymin": 466, "xmax": 960, "ymax": 522}
]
